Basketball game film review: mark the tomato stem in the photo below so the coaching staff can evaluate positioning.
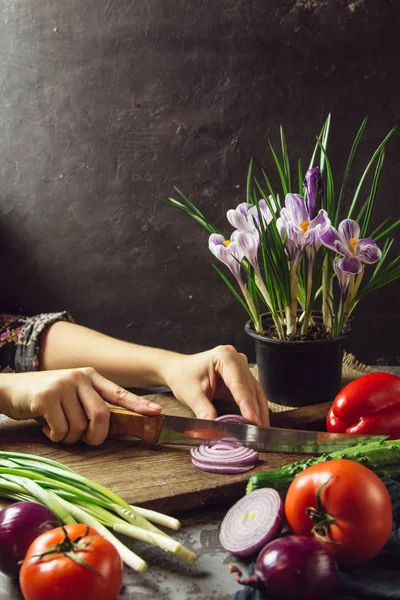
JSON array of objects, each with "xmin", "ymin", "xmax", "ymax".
[
  {"xmin": 21, "ymin": 526, "xmax": 104, "ymax": 576},
  {"xmin": 306, "ymin": 476, "xmax": 340, "ymax": 546}
]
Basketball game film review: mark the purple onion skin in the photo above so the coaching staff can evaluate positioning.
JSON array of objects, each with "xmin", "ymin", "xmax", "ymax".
[
  {"xmin": 255, "ymin": 536, "xmax": 337, "ymax": 600},
  {"xmin": 215, "ymin": 414, "xmax": 252, "ymax": 424},
  {"xmin": 0, "ymin": 502, "xmax": 59, "ymax": 578}
]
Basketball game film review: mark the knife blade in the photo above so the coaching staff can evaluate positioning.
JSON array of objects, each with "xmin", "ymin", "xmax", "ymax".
[{"xmin": 108, "ymin": 408, "xmax": 387, "ymax": 454}]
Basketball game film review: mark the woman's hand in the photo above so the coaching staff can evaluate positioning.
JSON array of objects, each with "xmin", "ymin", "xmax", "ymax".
[
  {"xmin": 0, "ymin": 368, "xmax": 162, "ymax": 445},
  {"xmin": 162, "ymin": 345, "xmax": 270, "ymax": 426}
]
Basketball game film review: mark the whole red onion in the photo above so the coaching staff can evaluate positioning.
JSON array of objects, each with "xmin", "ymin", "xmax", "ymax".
[
  {"xmin": 254, "ymin": 535, "xmax": 337, "ymax": 599},
  {"xmin": 0, "ymin": 501, "xmax": 59, "ymax": 578}
]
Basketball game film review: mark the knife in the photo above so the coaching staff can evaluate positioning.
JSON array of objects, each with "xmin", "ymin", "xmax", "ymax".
[{"xmin": 108, "ymin": 407, "xmax": 387, "ymax": 454}]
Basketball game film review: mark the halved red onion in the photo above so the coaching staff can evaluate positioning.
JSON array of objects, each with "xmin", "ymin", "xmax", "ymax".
[
  {"xmin": 219, "ymin": 488, "xmax": 284, "ymax": 557},
  {"xmin": 190, "ymin": 414, "xmax": 258, "ymax": 474}
]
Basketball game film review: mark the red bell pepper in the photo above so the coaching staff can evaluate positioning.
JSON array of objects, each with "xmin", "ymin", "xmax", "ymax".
[{"xmin": 326, "ymin": 372, "xmax": 400, "ymax": 439}]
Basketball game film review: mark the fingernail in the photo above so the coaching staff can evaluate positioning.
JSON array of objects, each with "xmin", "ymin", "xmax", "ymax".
[{"xmin": 148, "ymin": 402, "xmax": 162, "ymax": 409}]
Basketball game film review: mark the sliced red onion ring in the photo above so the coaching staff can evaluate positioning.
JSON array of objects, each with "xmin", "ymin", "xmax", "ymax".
[
  {"xmin": 191, "ymin": 459, "xmax": 255, "ymax": 474},
  {"xmin": 219, "ymin": 488, "xmax": 284, "ymax": 557},
  {"xmin": 190, "ymin": 414, "xmax": 258, "ymax": 474},
  {"xmin": 191, "ymin": 444, "xmax": 258, "ymax": 467}
]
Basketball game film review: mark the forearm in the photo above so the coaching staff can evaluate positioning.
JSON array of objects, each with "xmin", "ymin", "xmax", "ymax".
[
  {"xmin": 0, "ymin": 374, "xmax": 11, "ymax": 416},
  {"xmin": 39, "ymin": 321, "xmax": 182, "ymax": 388}
]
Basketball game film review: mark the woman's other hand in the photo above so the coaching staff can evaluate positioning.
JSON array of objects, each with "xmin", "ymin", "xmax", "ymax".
[{"xmin": 0, "ymin": 369, "xmax": 162, "ymax": 445}]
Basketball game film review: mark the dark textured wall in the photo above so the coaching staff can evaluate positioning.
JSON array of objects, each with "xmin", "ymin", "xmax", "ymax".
[{"xmin": 0, "ymin": 0, "xmax": 399, "ymax": 365}]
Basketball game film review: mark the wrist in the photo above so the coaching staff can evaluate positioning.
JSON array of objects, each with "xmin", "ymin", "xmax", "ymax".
[{"xmin": 135, "ymin": 347, "xmax": 184, "ymax": 389}]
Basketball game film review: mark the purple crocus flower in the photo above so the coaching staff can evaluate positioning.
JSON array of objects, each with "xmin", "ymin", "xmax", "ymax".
[
  {"xmin": 234, "ymin": 230, "xmax": 260, "ymax": 271},
  {"xmin": 208, "ymin": 231, "xmax": 262, "ymax": 329},
  {"xmin": 276, "ymin": 193, "xmax": 330, "ymax": 256},
  {"xmin": 226, "ymin": 203, "xmax": 254, "ymax": 233},
  {"xmin": 304, "ymin": 167, "xmax": 322, "ymax": 219},
  {"xmin": 208, "ymin": 232, "xmax": 244, "ymax": 279},
  {"xmin": 320, "ymin": 219, "xmax": 382, "ymax": 274},
  {"xmin": 227, "ymin": 198, "xmax": 277, "ymax": 233}
]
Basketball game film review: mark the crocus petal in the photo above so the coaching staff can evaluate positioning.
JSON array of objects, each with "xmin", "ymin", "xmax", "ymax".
[
  {"xmin": 284, "ymin": 193, "xmax": 309, "ymax": 225},
  {"xmin": 227, "ymin": 209, "xmax": 252, "ymax": 232},
  {"xmin": 285, "ymin": 238, "xmax": 298, "ymax": 260},
  {"xmin": 304, "ymin": 167, "xmax": 322, "ymax": 219},
  {"xmin": 356, "ymin": 238, "xmax": 382, "ymax": 264},
  {"xmin": 209, "ymin": 240, "xmax": 232, "ymax": 263},
  {"xmin": 229, "ymin": 231, "xmax": 247, "ymax": 261},
  {"xmin": 237, "ymin": 202, "xmax": 253, "ymax": 216},
  {"xmin": 338, "ymin": 219, "xmax": 360, "ymax": 245},
  {"xmin": 309, "ymin": 209, "xmax": 330, "ymax": 234},
  {"xmin": 234, "ymin": 231, "xmax": 260, "ymax": 270},
  {"xmin": 333, "ymin": 257, "xmax": 350, "ymax": 295},
  {"xmin": 246, "ymin": 206, "xmax": 262, "ymax": 230},
  {"xmin": 227, "ymin": 203, "xmax": 256, "ymax": 233},
  {"xmin": 276, "ymin": 217, "xmax": 297, "ymax": 260},
  {"xmin": 338, "ymin": 255, "xmax": 363, "ymax": 275},
  {"xmin": 208, "ymin": 233, "xmax": 225, "ymax": 248},
  {"xmin": 276, "ymin": 216, "xmax": 285, "ymax": 240},
  {"xmin": 209, "ymin": 233, "xmax": 239, "ymax": 272},
  {"xmin": 278, "ymin": 207, "xmax": 292, "ymax": 228},
  {"xmin": 303, "ymin": 209, "xmax": 331, "ymax": 247},
  {"xmin": 260, "ymin": 196, "xmax": 279, "ymax": 221},
  {"xmin": 247, "ymin": 203, "xmax": 273, "ymax": 230},
  {"xmin": 258, "ymin": 199, "xmax": 274, "ymax": 225},
  {"xmin": 320, "ymin": 226, "xmax": 342, "ymax": 252},
  {"xmin": 286, "ymin": 222, "xmax": 307, "ymax": 248},
  {"xmin": 334, "ymin": 239, "xmax": 353, "ymax": 258}
]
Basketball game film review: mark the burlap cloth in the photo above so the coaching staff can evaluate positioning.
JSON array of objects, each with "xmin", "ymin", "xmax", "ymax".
[{"xmin": 251, "ymin": 352, "xmax": 375, "ymax": 413}]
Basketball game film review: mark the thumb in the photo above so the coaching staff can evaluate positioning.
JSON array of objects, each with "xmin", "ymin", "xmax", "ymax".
[{"xmin": 90, "ymin": 371, "xmax": 162, "ymax": 414}]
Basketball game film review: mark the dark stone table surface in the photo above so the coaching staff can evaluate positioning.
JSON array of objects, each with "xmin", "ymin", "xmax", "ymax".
[{"xmin": 1, "ymin": 366, "xmax": 399, "ymax": 600}]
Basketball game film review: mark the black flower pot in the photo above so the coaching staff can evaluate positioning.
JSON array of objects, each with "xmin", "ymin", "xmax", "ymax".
[{"xmin": 245, "ymin": 315, "xmax": 348, "ymax": 407}]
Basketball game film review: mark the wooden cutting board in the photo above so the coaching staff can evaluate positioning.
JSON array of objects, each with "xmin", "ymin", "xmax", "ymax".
[{"xmin": 0, "ymin": 395, "xmax": 331, "ymax": 514}]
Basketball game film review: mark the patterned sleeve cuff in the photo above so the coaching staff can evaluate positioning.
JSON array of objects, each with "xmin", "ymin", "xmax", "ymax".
[{"xmin": 0, "ymin": 312, "xmax": 74, "ymax": 373}]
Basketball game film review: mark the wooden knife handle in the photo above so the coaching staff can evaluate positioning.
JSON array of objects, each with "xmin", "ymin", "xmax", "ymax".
[{"xmin": 108, "ymin": 407, "xmax": 164, "ymax": 444}]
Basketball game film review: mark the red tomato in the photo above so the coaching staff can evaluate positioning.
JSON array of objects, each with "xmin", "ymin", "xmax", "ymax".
[
  {"xmin": 285, "ymin": 459, "xmax": 392, "ymax": 566},
  {"xmin": 19, "ymin": 524, "xmax": 123, "ymax": 600}
]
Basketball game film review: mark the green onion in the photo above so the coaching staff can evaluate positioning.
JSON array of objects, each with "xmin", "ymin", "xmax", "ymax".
[{"xmin": 0, "ymin": 451, "xmax": 196, "ymax": 572}]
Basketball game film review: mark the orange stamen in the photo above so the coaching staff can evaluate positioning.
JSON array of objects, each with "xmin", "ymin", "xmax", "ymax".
[
  {"xmin": 349, "ymin": 237, "xmax": 359, "ymax": 253},
  {"xmin": 223, "ymin": 240, "xmax": 231, "ymax": 247},
  {"xmin": 299, "ymin": 221, "xmax": 310, "ymax": 235}
]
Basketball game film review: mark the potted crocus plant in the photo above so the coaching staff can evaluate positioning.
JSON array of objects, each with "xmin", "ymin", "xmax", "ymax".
[{"xmin": 160, "ymin": 116, "xmax": 400, "ymax": 406}]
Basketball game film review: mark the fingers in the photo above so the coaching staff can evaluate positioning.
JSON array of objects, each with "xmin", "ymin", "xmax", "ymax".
[
  {"xmin": 40, "ymin": 401, "xmax": 70, "ymax": 443},
  {"xmin": 75, "ymin": 368, "xmax": 163, "ymax": 446},
  {"xmin": 252, "ymin": 377, "xmax": 270, "ymax": 426},
  {"xmin": 183, "ymin": 392, "xmax": 218, "ymax": 421},
  {"xmin": 76, "ymin": 382, "xmax": 110, "ymax": 446},
  {"xmin": 212, "ymin": 346, "xmax": 270, "ymax": 426},
  {"xmin": 89, "ymin": 369, "xmax": 163, "ymax": 414},
  {"xmin": 61, "ymin": 394, "xmax": 90, "ymax": 444}
]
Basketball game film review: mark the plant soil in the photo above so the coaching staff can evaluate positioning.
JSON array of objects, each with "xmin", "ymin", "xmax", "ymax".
[{"xmin": 262, "ymin": 321, "xmax": 333, "ymax": 342}]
